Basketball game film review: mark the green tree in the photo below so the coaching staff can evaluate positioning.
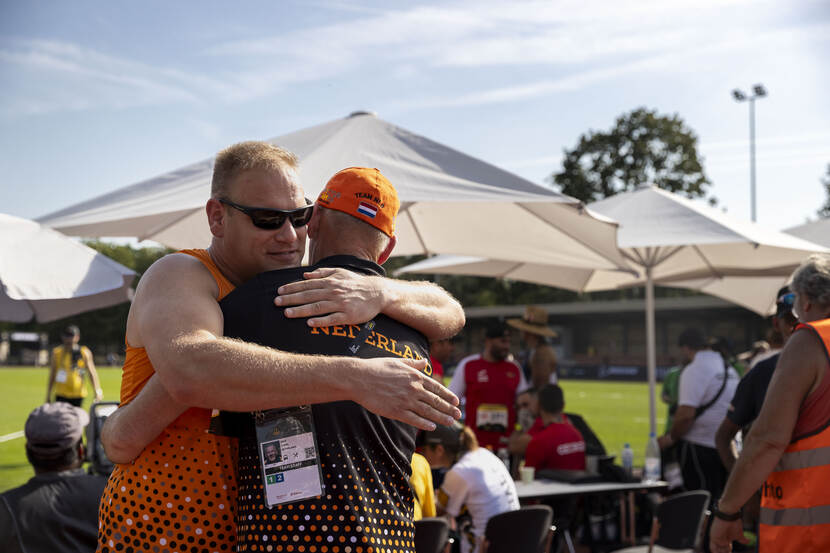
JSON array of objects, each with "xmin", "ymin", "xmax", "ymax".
[
  {"xmin": 551, "ymin": 107, "xmax": 714, "ymax": 204},
  {"xmin": 818, "ymin": 164, "xmax": 830, "ymax": 218}
]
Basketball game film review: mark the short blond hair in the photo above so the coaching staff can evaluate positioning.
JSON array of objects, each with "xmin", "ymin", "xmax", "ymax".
[{"xmin": 211, "ymin": 141, "xmax": 298, "ymax": 198}]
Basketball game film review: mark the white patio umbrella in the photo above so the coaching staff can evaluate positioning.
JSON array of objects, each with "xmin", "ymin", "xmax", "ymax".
[
  {"xmin": 398, "ymin": 186, "xmax": 828, "ymax": 433},
  {"xmin": 785, "ymin": 218, "xmax": 830, "ymax": 248},
  {"xmin": 0, "ymin": 214, "xmax": 136, "ymax": 323},
  {"xmin": 37, "ymin": 111, "xmax": 630, "ymax": 272}
]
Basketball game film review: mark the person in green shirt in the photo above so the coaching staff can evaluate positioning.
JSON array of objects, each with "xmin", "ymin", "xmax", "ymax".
[{"xmin": 661, "ymin": 364, "xmax": 683, "ymax": 434}]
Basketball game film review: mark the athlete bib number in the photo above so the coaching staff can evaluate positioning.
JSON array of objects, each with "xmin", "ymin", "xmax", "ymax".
[
  {"xmin": 255, "ymin": 405, "xmax": 324, "ymax": 508},
  {"xmin": 476, "ymin": 403, "xmax": 509, "ymax": 433}
]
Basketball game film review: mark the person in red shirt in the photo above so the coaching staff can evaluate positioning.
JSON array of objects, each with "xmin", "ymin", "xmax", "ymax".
[
  {"xmin": 525, "ymin": 384, "xmax": 586, "ymax": 471},
  {"xmin": 430, "ymin": 337, "xmax": 455, "ymax": 384},
  {"xmin": 449, "ymin": 322, "xmax": 527, "ymax": 451}
]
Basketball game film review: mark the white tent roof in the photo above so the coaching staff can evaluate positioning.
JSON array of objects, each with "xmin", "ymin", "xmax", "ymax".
[
  {"xmin": 0, "ymin": 214, "xmax": 136, "ymax": 322},
  {"xmin": 397, "ymin": 187, "xmax": 829, "ymax": 315},
  {"xmin": 38, "ymin": 111, "xmax": 630, "ymax": 271},
  {"xmin": 785, "ymin": 218, "xmax": 830, "ymax": 248}
]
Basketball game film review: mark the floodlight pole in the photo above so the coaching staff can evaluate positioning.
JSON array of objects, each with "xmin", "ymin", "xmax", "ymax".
[{"xmin": 732, "ymin": 84, "xmax": 767, "ymax": 222}]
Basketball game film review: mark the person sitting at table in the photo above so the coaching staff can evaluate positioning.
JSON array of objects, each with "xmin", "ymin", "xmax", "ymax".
[
  {"xmin": 524, "ymin": 384, "xmax": 586, "ymax": 471},
  {"xmin": 420, "ymin": 422, "xmax": 519, "ymax": 553},
  {"xmin": 507, "ymin": 387, "xmax": 542, "ymax": 459}
]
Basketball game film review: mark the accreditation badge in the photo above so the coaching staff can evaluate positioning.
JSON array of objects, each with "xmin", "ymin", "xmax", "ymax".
[
  {"xmin": 55, "ymin": 369, "xmax": 68, "ymax": 383},
  {"xmin": 254, "ymin": 405, "xmax": 324, "ymax": 508}
]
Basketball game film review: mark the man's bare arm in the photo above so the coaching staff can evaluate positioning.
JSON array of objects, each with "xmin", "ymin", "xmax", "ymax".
[
  {"xmin": 658, "ymin": 405, "xmax": 695, "ymax": 449},
  {"xmin": 129, "ymin": 254, "xmax": 460, "ymax": 423},
  {"xmin": 101, "ymin": 377, "xmax": 186, "ymax": 464},
  {"xmin": 529, "ymin": 345, "xmax": 557, "ymax": 389},
  {"xmin": 84, "ymin": 348, "xmax": 103, "ymax": 401},
  {"xmin": 275, "ymin": 267, "xmax": 465, "ymax": 340}
]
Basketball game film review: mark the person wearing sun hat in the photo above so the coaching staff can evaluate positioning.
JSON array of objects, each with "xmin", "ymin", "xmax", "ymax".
[{"xmin": 508, "ymin": 305, "xmax": 559, "ymax": 389}]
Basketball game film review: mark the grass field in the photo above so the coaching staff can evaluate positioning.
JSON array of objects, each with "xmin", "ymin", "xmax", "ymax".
[{"xmin": 0, "ymin": 368, "xmax": 667, "ymax": 492}]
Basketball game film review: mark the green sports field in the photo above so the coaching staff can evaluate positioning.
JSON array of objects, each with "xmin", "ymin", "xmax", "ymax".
[{"xmin": 0, "ymin": 368, "xmax": 667, "ymax": 492}]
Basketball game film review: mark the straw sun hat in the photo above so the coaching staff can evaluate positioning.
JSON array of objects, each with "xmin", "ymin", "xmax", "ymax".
[{"xmin": 507, "ymin": 306, "xmax": 558, "ymax": 338}]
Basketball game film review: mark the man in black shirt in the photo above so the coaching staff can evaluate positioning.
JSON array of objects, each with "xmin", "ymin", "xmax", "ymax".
[
  {"xmin": 0, "ymin": 403, "xmax": 108, "ymax": 553},
  {"xmin": 217, "ymin": 167, "xmax": 433, "ymax": 552},
  {"xmin": 715, "ymin": 286, "xmax": 798, "ymax": 471},
  {"xmin": 712, "ymin": 286, "xmax": 797, "ymax": 548}
]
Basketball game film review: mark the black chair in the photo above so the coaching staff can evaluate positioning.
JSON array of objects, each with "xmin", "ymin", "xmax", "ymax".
[
  {"xmin": 613, "ymin": 490, "xmax": 711, "ymax": 553},
  {"xmin": 484, "ymin": 505, "xmax": 554, "ymax": 553},
  {"xmin": 85, "ymin": 400, "xmax": 120, "ymax": 476},
  {"xmin": 414, "ymin": 517, "xmax": 451, "ymax": 553}
]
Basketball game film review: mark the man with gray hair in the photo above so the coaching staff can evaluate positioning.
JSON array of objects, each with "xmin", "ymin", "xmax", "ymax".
[{"xmin": 711, "ymin": 253, "xmax": 830, "ymax": 553}]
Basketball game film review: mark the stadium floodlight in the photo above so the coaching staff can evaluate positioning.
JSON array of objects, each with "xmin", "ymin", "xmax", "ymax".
[{"xmin": 732, "ymin": 84, "xmax": 768, "ymax": 222}]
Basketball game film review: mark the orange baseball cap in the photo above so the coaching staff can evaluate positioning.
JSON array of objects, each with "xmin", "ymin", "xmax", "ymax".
[{"xmin": 316, "ymin": 167, "xmax": 399, "ymax": 237}]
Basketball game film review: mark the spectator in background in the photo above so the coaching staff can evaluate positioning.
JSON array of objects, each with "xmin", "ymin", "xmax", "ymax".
[
  {"xmin": 410, "ymin": 452, "xmax": 436, "ymax": 520},
  {"xmin": 449, "ymin": 322, "xmax": 527, "ymax": 452},
  {"xmin": 659, "ymin": 328, "xmax": 739, "ymax": 551},
  {"xmin": 0, "ymin": 403, "xmax": 107, "ymax": 553},
  {"xmin": 45, "ymin": 325, "xmax": 102, "ymax": 407},
  {"xmin": 712, "ymin": 287, "xmax": 798, "ymax": 547},
  {"xmin": 525, "ymin": 384, "xmax": 586, "ymax": 471},
  {"xmin": 508, "ymin": 305, "xmax": 559, "ymax": 388},
  {"xmin": 430, "ymin": 337, "xmax": 455, "ymax": 384},
  {"xmin": 715, "ymin": 286, "xmax": 798, "ymax": 472},
  {"xmin": 661, "ymin": 361, "xmax": 684, "ymax": 434},
  {"xmin": 420, "ymin": 423, "xmax": 519, "ymax": 553},
  {"xmin": 508, "ymin": 387, "xmax": 541, "ymax": 452}
]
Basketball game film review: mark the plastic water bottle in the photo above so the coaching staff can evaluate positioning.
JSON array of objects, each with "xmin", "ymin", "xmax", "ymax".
[
  {"xmin": 621, "ymin": 443, "xmax": 633, "ymax": 478},
  {"xmin": 497, "ymin": 447, "xmax": 510, "ymax": 470},
  {"xmin": 644, "ymin": 432, "xmax": 661, "ymax": 483}
]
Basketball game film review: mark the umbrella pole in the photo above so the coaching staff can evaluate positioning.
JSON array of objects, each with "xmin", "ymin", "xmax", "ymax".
[{"xmin": 645, "ymin": 266, "xmax": 657, "ymax": 435}]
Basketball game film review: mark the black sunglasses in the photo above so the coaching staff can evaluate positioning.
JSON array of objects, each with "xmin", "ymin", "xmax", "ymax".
[{"xmin": 219, "ymin": 198, "xmax": 314, "ymax": 230}]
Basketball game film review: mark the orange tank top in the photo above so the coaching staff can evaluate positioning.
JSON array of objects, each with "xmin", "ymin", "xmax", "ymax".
[{"xmin": 97, "ymin": 249, "xmax": 239, "ymax": 553}]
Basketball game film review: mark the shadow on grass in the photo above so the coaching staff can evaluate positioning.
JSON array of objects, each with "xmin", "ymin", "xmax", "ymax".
[{"xmin": 0, "ymin": 463, "xmax": 30, "ymax": 470}]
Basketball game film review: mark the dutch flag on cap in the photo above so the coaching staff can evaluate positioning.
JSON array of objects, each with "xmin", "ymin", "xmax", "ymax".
[{"xmin": 357, "ymin": 202, "xmax": 378, "ymax": 218}]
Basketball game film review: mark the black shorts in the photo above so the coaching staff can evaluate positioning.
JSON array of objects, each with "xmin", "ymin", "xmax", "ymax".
[
  {"xmin": 678, "ymin": 439, "xmax": 727, "ymax": 503},
  {"xmin": 55, "ymin": 395, "xmax": 83, "ymax": 407}
]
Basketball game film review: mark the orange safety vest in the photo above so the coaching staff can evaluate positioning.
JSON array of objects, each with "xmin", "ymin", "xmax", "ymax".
[{"xmin": 759, "ymin": 318, "xmax": 830, "ymax": 553}]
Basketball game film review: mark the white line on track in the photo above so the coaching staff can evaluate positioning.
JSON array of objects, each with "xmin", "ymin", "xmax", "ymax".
[{"xmin": 0, "ymin": 431, "xmax": 25, "ymax": 443}]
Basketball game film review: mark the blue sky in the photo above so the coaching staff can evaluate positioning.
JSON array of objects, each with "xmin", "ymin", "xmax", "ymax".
[{"xmin": 1, "ymin": 0, "xmax": 829, "ymax": 232}]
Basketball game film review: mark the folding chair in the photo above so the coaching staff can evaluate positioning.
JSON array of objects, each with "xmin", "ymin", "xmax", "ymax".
[
  {"xmin": 613, "ymin": 490, "xmax": 710, "ymax": 553},
  {"xmin": 483, "ymin": 505, "xmax": 555, "ymax": 553},
  {"xmin": 414, "ymin": 517, "xmax": 451, "ymax": 553}
]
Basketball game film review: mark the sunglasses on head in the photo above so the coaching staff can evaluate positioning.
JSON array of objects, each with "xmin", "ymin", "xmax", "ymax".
[
  {"xmin": 219, "ymin": 198, "xmax": 314, "ymax": 230},
  {"xmin": 777, "ymin": 292, "xmax": 795, "ymax": 307}
]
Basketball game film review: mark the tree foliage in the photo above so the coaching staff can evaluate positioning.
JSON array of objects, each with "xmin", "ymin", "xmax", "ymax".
[
  {"xmin": 551, "ymin": 107, "xmax": 714, "ymax": 204},
  {"xmin": 819, "ymin": 164, "xmax": 830, "ymax": 218}
]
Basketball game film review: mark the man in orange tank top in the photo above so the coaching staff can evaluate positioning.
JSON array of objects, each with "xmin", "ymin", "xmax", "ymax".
[
  {"xmin": 96, "ymin": 142, "xmax": 464, "ymax": 553},
  {"xmin": 710, "ymin": 253, "xmax": 830, "ymax": 553}
]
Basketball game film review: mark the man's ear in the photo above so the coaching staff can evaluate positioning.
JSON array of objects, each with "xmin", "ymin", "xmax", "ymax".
[
  {"xmin": 307, "ymin": 206, "xmax": 321, "ymax": 240},
  {"xmin": 376, "ymin": 235, "xmax": 397, "ymax": 265},
  {"xmin": 206, "ymin": 199, "xmax": 225, "ymax": 238}
]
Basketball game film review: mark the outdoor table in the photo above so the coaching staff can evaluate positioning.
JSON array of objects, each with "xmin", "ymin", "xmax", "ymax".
[{"xmin": 515, "ymin": 478, "xmax": 668, "ymax": 547}]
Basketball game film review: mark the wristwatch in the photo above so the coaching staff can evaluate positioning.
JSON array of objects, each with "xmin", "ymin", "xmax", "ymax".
[{"xmin": 712, "ymin": 501, "xmax": 741, "ymax": 521}]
